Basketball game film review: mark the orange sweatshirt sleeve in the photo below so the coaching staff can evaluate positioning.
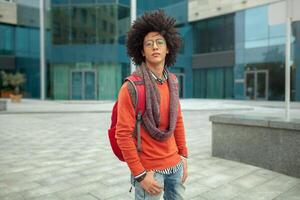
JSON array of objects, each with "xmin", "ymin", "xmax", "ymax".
[
  {"xmin": 115, "ymin": 82, "xmax": 145, "ymax": 176},
  {"xmin": 174, "ymin": 102, "xmax": 188, "ymax": 158}
]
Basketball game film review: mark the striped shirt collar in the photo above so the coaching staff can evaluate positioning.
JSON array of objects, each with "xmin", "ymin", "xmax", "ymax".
[{"xmin": 150, "ymin": 69, "xmax": 168, "ymax": 85}]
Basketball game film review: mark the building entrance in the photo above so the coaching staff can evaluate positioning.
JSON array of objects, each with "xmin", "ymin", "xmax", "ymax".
[
  {"xmin": 71, "ymin": 70, "xmax": 97, "ymax": 100},
  {"xmin": 245, "ymin": 70, "xmax": 268, "ymax": 100}
]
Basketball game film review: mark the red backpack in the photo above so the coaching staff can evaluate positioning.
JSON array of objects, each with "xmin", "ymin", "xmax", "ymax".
[{"xmin": 108, "ymin": 74, "xmax": 145, "ymax": 161}]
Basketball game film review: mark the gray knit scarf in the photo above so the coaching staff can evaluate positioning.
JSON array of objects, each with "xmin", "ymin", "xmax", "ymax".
[{"xmin": 133, "ymin": 63, "xmax": 179, "ymax": 141}]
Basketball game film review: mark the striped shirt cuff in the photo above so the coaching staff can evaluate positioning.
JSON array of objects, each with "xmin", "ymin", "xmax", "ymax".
[
  {"xmin": 181, "ymin": 155, "xmax": 187, "ymax": 159},
  {"xmin": 134, "ymin": 171, "xmax": 146, "ymax": 179}
]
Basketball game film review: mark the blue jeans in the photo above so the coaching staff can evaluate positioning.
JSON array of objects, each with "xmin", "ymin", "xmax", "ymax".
[{"xmin": 131, "ymin": 164, "xmax": 185, "ymax": 200}]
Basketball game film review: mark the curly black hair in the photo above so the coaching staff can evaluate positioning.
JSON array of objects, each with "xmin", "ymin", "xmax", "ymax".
[{"xmin": 126, "ymin": 10, "xmax": 182, "ymax": 67}]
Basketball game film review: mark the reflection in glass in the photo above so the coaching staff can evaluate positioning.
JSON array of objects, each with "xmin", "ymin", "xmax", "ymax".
[
  {"xmin": 52, "ymin": 7, "xmax": 71, "ymax": 44},
  {"xmin": 245, "ymin": 72, "xmax": 255, "ymax": 99},
  {"xmin": 257, "ymin": 72, "xmax": 267, "ymax": 99},
  {"xmin": 71, "ymin": 72, "xmax": 83, "ymax": 100},
  {"xmin": 71, "ymin": 71, "xmax": 97, "ymax": 100},
  {"xmin": 52, "ymin": 3, "xmax": 129, "ymax": 45},
  {"xmin": 85, "ymin": 71, "xmax": 96, "ymax": 100},
  {"xmin": 192, "ymin": 14, "xmax": 234, "ymax": 54},
  {"xmin": 71, "ymin": 7, "xmax": 97, "ymax": 44},
  {"xmin": 245, "ymin": 6, "xmax": 268, "ymax": 42},
  {"xmin": 0, "ymin": 24, "xmax": 15, "ymax": 55},
  {"xmin": 246, "ymin": 63, "xmax": 284, "ymax": 100},
  {"xmin": 193, "ymin": 67, "xmax": 233, "ymax": 99}
]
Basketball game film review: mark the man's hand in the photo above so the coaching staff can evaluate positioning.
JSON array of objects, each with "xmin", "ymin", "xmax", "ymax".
[
  {"xmin": 140, "ymin": 171, "xmax": 163, "ymax": 196},
  {"xmin": 182, "ymin": 158, "xmax": 188, "ymax": 183}
]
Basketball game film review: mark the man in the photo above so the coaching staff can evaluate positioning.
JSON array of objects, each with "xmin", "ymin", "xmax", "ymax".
[{"xmin": 116, "ymin": 10, "xmax": 188, "ymax": 200}]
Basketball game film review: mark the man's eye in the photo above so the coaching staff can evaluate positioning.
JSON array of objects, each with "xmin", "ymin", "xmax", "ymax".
[
  {"xmin": 145, "ymin": 42, "xmax": 152, "ymax": 46},
  {"xmin": 157, "ymin": 39, "xmax": 165, "ymax": 45}
]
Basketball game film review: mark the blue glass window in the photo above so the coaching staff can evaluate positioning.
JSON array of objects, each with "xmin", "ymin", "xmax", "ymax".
[
  {"xmin": 0, "ymin": 24, "xmax": 14, "ymax": 55},
  {"xmin": 16, "ymin": 27, "xmax": 29, "ymax": 56},
  {"xmin": 52, "ymin": 0, "xmax": 69, "ymax": 5},
  {"xmin": 245, "ymin": 6, "xmax": 268, "ymax": 48},
  {"xmin": 193, "ymin": 13, "xmax": 234, "ymax": 54},
  {"xmin": 269, "ymin": 24, "xmax": 286, "ymax": 46}
]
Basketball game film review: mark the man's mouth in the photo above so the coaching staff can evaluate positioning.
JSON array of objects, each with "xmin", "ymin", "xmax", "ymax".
[{"xmin": 152, "ymin": 53, "xmax": 160, "ymax": 56}]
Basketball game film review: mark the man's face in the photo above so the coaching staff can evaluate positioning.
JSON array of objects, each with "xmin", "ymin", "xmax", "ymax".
[{"xmin": 142, "ymin": 32, "xmax": 169, "ymax": 66}]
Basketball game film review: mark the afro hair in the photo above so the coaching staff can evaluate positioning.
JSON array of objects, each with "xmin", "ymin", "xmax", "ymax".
[{"xmin": 126, "ymin": 10, "xmax": 182, "ymax": 67}]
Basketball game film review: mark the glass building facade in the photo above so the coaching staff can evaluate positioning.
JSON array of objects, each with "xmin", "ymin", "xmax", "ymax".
[
  {"xmin": 1, "ymin": 0, "xmax": 299, "ymax": 101},
  {"xmin": 48, "ymin": 0, "xmax": 191, "ymax": 100},
  {"xmin": 234, "ymin": 5, "xmax": 297, "ymax": 101},
  {"xmin": 192, "ymin": 13, "xmax": 234, "ymax": 99},
  {"xmin": 193, "ymin": 14, "xmax": 234, "ymax": 54},
  {"xmin": 191, "ymin": 3, "xmax": 300, "ymax": 101},
  {"xmin": 0, "ymin": 0, "xmax": 43, "ymax": 98},
  {"xmin": 49, "ymin": 0, "xmax": 131, "ymax": 100}
]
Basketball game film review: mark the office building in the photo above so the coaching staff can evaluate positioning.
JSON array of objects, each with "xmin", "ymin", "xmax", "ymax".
[{"xmin": 0, "ymin": 0, "xmax": 299, "ymax": 101}]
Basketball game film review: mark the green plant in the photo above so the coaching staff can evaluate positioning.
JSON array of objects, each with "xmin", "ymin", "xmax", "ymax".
[{"xmin": 1, "ymin": 71, "xmax": 26, "ymax": 95}]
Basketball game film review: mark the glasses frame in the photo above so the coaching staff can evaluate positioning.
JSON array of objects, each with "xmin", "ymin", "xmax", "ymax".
[{"xmin": 143, "ymin": 38, "xmax": 166, "ymax": 48}]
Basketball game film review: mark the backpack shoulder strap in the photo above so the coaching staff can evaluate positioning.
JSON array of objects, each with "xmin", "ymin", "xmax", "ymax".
[
  {"xmin": 124, "ymin": 74, "xmax": 145, "ymax": 152},
  {"xmin": 125, "ymin": 74, "xmax": 145, "ymax": 115}
]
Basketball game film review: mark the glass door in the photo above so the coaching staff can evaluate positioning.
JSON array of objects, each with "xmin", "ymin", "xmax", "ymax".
[
  {"xmin": 245, "ymin": 70, "xmax": 268, "ymax": 100},
  {"xmin": 245, "ymin": 72, "xmax": 255, "ymax": 100},
  {"xmin": 256, "ymin": 71, "xmax": 268, "ymax": 100},
  {"xmin": 84, "ymin": 71, "xmax": 96, "ymax": 100},
  {"xmin": 71, "ymin": 70, "xmax": 97, "ymax": 100},
  {"xmin": 71, "ymin": 71, "xmax": 83, "ymax": 100}
]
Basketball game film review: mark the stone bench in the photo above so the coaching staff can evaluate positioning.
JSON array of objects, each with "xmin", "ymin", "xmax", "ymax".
[
  {"xmin": 209, "ymin": 114, "xmax": 300, "ymax": 178},
  {"xmin": 0, "ymin": 100, "xmax": 7, "ymax": 111}
]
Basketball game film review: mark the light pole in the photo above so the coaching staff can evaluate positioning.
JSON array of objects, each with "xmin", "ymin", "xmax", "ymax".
[
  {"xmin": 40, "ymin": 0, "xmax": 45, "ymax": 100},
  {"xmin": 285, "ymin": 0, "xmax": 292, "ymax": 121},
  {"xmin": 130, "ymin": 0, "xmax": 136, "ymax": 73}
]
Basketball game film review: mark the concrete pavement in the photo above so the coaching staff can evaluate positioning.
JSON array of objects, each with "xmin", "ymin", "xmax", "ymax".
[{"xmin": 0, "ymin": 98, "xmax": 300, "ymax": 200}]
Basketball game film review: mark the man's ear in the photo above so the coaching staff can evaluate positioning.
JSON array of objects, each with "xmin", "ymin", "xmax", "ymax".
[{"xmin": 142, "ymin": 50, "xmax": 145, "ymax": 56}]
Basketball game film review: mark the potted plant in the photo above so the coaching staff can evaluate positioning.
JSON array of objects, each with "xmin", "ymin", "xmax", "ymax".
[
  {"xmin": 0, "ymin": 71, "xmax": 13, "ymax": 98},
  {"xmin": 1, "ymin": 71, "xmax": 26, "ymax": 103}
]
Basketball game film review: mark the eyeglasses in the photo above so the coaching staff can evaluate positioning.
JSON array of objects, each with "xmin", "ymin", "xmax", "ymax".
[{"xmin": 144, "ymin": 38, "xmax": 166, "ymax": 48}]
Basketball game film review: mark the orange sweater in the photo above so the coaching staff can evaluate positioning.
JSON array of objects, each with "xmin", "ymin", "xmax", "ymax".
[{"xmin": 116, "ymin": 81, "xmax": 188, "ymax": 176}]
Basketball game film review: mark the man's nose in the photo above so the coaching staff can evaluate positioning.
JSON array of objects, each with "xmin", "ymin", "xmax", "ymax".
[{"xmin": 152, "ymin": 41, "xmax": 158, "ymax": 49}]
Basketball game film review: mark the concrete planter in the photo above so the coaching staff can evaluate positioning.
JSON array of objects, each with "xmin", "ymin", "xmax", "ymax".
[{"xmin": 210, "ymin": 114, "xmax": 300, "ymax": 178}]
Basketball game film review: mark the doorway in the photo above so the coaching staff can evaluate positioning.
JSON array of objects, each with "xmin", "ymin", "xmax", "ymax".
[
  {"xmin": 245, "ymin": 70, "xmax": 268, "ymax": 100},
  {"xmin": 71, "ymin": 70, "xmax": 97, "ymax": 100}
]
